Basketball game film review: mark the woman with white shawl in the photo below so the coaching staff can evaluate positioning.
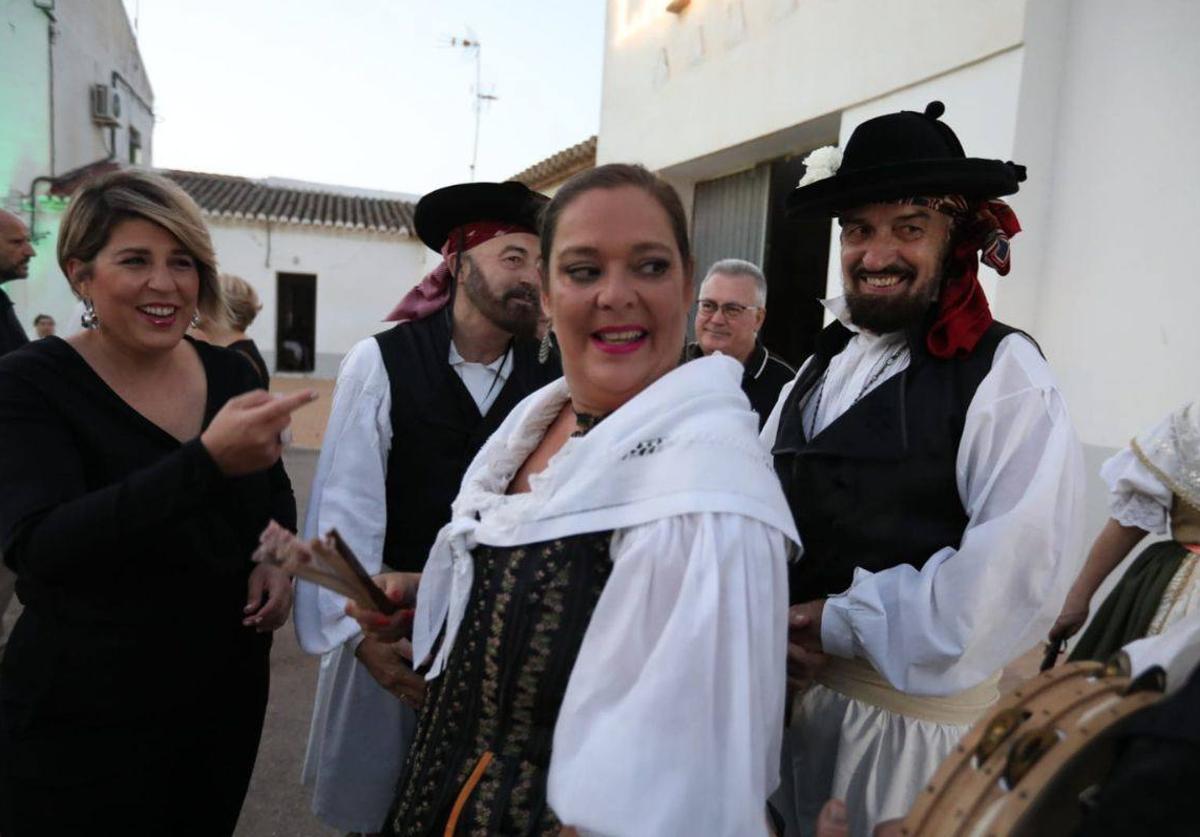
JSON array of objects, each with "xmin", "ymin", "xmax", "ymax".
[
  {"xmin": 349, "ymin": 164, "xmax": 798, "ymax": 836},
  {"xmin": 1051, "ymin": 400, "xmax": 1200, "ymax": 660}
]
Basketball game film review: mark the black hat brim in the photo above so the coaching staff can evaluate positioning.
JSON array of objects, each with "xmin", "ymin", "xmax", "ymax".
[
  {"xmin": 786, "ymin": 158, "xmax": 1024, "ymax": 219},
  {"xmin": 414, "ymin": 181, "xmax": 549, "ymax": 252}
]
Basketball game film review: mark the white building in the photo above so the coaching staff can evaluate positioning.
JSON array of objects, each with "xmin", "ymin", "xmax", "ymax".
[
  {"xmin": 164, "ymin": 170, "xmax": 428, "ymax": 378},
  {"xmin": 593, "ymin": 0, "xmax": 1200, "ymax": 534},
  {"xmin": 0, "ymin": 0, "xmax": 430, "ymax": 377},
  {"xmin": 1, "ymin": 0, "xmax": 155, "ymax": 329}
]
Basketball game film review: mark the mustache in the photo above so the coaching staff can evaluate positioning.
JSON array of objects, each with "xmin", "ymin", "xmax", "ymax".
[{"xmin": 503, "ymin": 283, "xmax": 539, "ymax": 304}]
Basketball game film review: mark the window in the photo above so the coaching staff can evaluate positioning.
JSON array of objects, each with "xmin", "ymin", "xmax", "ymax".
[{"xmin": 128, "ymin": 126, "xmax": 143, "ymax": 165}]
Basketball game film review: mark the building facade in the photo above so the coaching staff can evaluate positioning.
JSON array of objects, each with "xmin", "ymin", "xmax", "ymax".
[
  {"xmin": 596, "ymin": 0, "xmax": 1200, "ymax": 535},
  {"xmin": 164, "ymin": 170, "xmax": 427, "ymax": 379},
  {"xmin": 511, "ymin": 136, "xmax": 597, "ymax": 196},
  {"xmin": 1, "ymin": 0, "xmax": 155, "ymax": 330}
]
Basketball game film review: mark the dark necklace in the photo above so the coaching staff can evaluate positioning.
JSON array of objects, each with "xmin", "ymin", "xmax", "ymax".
[
  {"xmin": 805, "ymin": 342, "xmax": 907, "ymax": 439},
  {"xmin": 571, "ymin": 409, "xmax": 607, "ymax": 438}
]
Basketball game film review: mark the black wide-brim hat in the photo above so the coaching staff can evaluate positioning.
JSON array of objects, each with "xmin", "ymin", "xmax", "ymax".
[
  {"xmin": 414, "ymin": 181, "xmax": 548, "ymax": 252},
  {"xmin": 786, "ymin": 101, "xmax": 1026, "ymax": 219}
]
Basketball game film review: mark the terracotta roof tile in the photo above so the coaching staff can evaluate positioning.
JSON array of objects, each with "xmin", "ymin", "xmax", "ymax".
[
  {"xmin": 162, "ymin": 169, "xmax": 415, "ymax": 236},
  {"xmin": 510, "ymin": 136, "xmax": 597, "ymax": 190}
]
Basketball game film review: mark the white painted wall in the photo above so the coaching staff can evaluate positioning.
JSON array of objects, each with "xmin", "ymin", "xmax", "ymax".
[
  {"xmin": 1004, "ymin": 0, "xmax": 1200, "ymax": 453},
  {"xmin": 206, "ymin": 218, "xmax": 429, "ymax": 378},
  {"xmin": 52, "ymin": 0, "xmax": 155, "ymax": 172},
  {"xmin": 599, "ymin": 0, "xmax": 1026, "ymax": 172},
  {"xmin": 1, "ymin": 0, "xmax": 154, "ymax": 335}
]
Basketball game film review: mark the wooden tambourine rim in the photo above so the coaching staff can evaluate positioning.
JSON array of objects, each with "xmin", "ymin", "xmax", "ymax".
[{"xmin": 900, "ymin": 661, "xmax": 1160, "ymax": 836}]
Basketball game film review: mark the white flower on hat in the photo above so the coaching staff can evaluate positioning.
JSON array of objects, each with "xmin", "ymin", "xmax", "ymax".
[{"xmin": 797, "ymin": 146, "xmax": 842, "ymax": 187}]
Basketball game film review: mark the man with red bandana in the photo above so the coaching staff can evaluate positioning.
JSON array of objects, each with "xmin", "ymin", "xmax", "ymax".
[
  {"xmin": 762, "ymin": 103, "xmax": 1085, "ymax": 836},
  {"xmin": 293, "ymin": 182, "xmax": 561, "ymax": 834}
]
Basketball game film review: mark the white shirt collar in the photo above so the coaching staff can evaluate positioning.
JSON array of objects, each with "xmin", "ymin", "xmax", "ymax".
[
  {"xmin": 820, "ymin": 295, "xmax": 858, "ymax": 332},
  {"xmin": 448, "ymin": 339, "xmax": 510, "ymax": 373}
]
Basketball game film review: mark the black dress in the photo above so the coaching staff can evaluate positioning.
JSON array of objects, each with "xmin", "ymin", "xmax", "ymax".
[
  {"xmin": 388, "ymin": 532, "xmax": 614, "ymax": 836},
  {"xmin": 0, "ymin": 336, "xmax": 295, "ymax": 836},
  {"xmin": 229, "ymin": 337, "xmax": 270, "ymax": 386}
]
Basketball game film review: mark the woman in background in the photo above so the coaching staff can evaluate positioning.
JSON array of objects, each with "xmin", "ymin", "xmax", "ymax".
[
  {"xmin": 1052, "ymin": 400, "xmax": 1200, "ymax": 661},
  {"xmin": 0, "ymin": 170, "xmax": 314, "ymax": 835},
  {"xmin": 194, "ymin": 272, "xmax": 270, "ymax": 384}
]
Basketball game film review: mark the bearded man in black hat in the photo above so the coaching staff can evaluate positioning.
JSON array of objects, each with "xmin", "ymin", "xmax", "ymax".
[
  {"xmin": 293, "ymin": 182, "xmax": 561, "ymax": 834},
  {"xmin": 762, "ymin": 102, "xmax": 1086, "ymax": 836}
]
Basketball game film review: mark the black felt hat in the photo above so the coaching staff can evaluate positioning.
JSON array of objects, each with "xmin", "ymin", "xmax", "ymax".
[
  {"xmin": 413, "ymin": 181, "xmax": 548, "ymax": 252},
  {"xmin": 786, "ymin": 101, "xmax": 1026, "ymax": 219}
]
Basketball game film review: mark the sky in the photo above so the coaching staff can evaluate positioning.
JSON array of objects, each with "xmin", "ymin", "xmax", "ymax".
[{"xmin": 121, "ymin": 0, "xmax": 606, "ymax": 195}]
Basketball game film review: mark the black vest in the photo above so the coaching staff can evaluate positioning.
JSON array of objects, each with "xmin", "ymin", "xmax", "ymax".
[
  {"xmin": 772, "ymin": 319, "xmax": 1031, "ymax": 603},
  {"xmin": 376, "ymin": 312, "xmax": 561, "ymax": 572}
]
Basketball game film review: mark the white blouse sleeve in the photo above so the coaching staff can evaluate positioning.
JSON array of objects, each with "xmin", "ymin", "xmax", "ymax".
[
  {"xmin": 547, "ymin": 512, "xmax": 789, "ymax": 837},
  {"xmin": 293, "ymin": 338, "xmax": 393, "ymax": 655},
  {"xmin": 1100, "ymin": 445, "xmax": 1173, "ymax": 535},
  {"xmin": 820, "ymin": 336, "xmax": 1086, "ymax": 696}
]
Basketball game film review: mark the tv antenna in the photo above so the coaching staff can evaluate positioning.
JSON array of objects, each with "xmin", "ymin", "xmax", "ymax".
[{"xmin": 446, "ymin": 32, "xmax": 498, "ymax": 181}]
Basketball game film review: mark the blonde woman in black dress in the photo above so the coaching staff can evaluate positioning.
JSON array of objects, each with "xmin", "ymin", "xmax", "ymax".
[{"xmin": 0, "ymin": 170, "xmax": 316, "ymax": 836}]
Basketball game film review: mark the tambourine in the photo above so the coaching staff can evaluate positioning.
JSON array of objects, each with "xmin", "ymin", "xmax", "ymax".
[{"xmin": 899, "ymin": 659, "xmax": 1164, "ymax": 836}]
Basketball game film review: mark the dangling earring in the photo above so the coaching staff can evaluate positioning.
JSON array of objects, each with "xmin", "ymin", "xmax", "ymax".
[
  {"xmin": 80, "ymin": 298, "xmax": 99, "ymax": 329},
  {"xmin": 538, "ymin": 325, "xmax": 554, "ymax": 365},
  {"xmin": 190, "ymin": 310, "xmax": 201, "ymax": 329}
]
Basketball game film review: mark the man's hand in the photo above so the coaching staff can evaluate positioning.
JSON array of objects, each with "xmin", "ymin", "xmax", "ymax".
[
  {"xmin": 355, "ymin": 635, "xmax": 426, "ymax": 710},
  {"xmin": 814, "ymin": 799, "xmax": 848, "ymax": 837},
  {"xmin": 787, "ymin": 600, "xmax": 828, "ymax": 693},
  {"xmin": 814, "ymin": 800, "xmax": 903, "ymax": 837}
]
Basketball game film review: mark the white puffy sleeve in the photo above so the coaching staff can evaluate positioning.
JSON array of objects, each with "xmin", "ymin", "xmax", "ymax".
[
  {"xmin": 820, "ymin": 335, "xmax": 1086, "ymax": 695},
  {"xmin": 293, "ymin": 338, "xmax": 393, "ymax": 655},
  {"xmin": 1100, "ymin": 444, "xmax": 1173, "ymax": 535},
  {"xmin": 547, "ymin": 512, "xmax": 788, "ymax": 837}
]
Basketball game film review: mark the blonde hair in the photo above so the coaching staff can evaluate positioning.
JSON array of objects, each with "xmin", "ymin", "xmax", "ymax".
[
  {"xmin": 56, "ymin": 169, "xmax": 225, "ymax": 319},
  {"xmin": 219, "ymin": 273, "xmax": 262, "ymax": 332}
]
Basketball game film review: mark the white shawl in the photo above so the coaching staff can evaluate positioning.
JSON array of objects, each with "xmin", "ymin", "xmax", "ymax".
[{"xmin": 413, "ymin": 352, "xmax": 799, "ymax": 677}]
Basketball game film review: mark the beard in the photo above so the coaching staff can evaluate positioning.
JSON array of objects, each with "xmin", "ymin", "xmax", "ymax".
[
  {"xmin": 844, "ymin": 244, "xmax": 953, "ymax": 334},
  {"xmin": 844, "ymin": 275, "xmax": 939, "ymax": 334},
  {"xmin": 460, "ymin": 255, "xmax": 539, "ymax": 338}
]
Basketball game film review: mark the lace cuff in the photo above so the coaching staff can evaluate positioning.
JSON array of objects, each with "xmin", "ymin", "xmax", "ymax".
[{"xmin": 1102, "ymin": 447, "xmax": 1171, "ymax": 534}]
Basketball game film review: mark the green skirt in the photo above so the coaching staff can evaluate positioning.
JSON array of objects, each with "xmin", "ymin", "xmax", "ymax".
[{"xmin": 1069, "ymin": 539, "xmax": 1189, "ymax": 663}]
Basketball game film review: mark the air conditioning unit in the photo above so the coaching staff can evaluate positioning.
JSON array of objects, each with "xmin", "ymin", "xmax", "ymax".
[{"xmin": 90, "ymin": 84, "xmax": 121, "ymax": 126}]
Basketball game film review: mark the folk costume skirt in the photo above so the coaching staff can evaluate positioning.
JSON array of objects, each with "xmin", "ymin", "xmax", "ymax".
[{"xmin": 1070, "ymin": 540, "xmax": 1198, "ymax": 663}]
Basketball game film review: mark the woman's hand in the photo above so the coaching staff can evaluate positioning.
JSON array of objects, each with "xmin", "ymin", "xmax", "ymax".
[
  {"xmin": 1049, "ymin": 588, "xmax": 1091, "ymax": 642},
  {"xmin": 243, "ymin": 563, "xmax": 293, "ymax": 632},
  {"xmin": 346, "ymin": 572, "xmax": 420, "ymax": 643},
  {"xmin": 200, "ymin": 389, "xmax": 318, "ymax": 476},
  {"xmin": 355, "ymin": 636, "xmax": 426, "ymax": 710}
]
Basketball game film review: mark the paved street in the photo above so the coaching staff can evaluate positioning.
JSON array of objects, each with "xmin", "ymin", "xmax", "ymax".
[{"xmin": 235, "ymin": 447, "xmax": 338, "ymax": 837}]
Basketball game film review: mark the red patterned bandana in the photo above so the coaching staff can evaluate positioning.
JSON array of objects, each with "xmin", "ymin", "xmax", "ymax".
[
  {"xmin": 892, "ymin": 195, "xmax": 1021, "ymax": 358},
  {"xmin": 385, "ymin": 221, "xmax": 537, "ymax": 322}
]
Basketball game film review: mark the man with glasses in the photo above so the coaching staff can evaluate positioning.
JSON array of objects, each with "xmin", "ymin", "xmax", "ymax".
[{"xmin": 686, "ymin": 258, "xmax": 795, "ymax": 428}]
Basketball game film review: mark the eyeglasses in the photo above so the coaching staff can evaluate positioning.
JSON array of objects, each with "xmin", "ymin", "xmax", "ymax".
[{"xmin": 697, "ymin": 299, "xmax": 759, "ymax": 320}]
